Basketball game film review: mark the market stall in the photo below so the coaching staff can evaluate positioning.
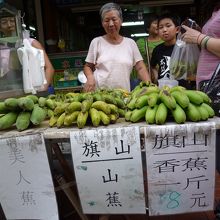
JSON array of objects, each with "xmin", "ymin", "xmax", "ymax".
[{"xmin": 0, "ymin": 116, "xmax": 219, "ymax": 219}]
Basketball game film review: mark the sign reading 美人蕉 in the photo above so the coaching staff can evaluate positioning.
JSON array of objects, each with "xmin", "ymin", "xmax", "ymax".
[{"xmin": 0, "ymin": 133, "xmax": 59, "ymax": 220}]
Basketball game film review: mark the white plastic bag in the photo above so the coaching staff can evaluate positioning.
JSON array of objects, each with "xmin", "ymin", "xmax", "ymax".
[{"xmin": 17, "ymin": 38, "xmax": 47, "ymax": 94}]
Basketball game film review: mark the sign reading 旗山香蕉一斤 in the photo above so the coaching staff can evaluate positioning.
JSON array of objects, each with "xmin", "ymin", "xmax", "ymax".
[
  {"xmin": 0, "ymin": 134, "xmax": 59, "ymax": 220},
  {"xmin": 145, "ymin": 122, "xmax": 216, "ymax": 216},
  {"xmin": 70, "ymin": 126, "xmax": 146, "ymax": 214}
]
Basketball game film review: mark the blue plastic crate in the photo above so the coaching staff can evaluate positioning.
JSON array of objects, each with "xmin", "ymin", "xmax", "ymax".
[{"xmin": 57, "ymin": 80, "xmax": 79, "ymax": 88}]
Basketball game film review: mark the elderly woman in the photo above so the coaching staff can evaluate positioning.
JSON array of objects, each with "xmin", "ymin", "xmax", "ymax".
[{"xmin": 83, "ymin": 2, "xmax": 151, "ymax": 92}]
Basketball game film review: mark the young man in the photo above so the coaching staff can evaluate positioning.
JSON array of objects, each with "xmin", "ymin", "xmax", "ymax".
[{"xmin": 150, "ymin": 13, "xmax": 180, "ymax": 84}]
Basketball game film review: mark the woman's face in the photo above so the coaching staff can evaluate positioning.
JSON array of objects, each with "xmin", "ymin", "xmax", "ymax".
[
  {"xmin": 102, "ymin": 10, "xmax": 122, "ymax": 36},
  {"xmin": 0, "ymin": 16, "xmax": 16, "ymax": 36},
  {"xmin": 148, "ymin": 20, "xmax": 159, "ymax": 35}
]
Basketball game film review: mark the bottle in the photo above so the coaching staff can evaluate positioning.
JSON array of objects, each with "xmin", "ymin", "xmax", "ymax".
[{"xmin": 64, "ymin": 69, "xmax": 69, "ymax": 81}]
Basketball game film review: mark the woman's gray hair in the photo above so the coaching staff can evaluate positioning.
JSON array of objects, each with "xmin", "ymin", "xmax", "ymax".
[{"xmin": 99, "ymin": 3, "xmax": 123, "ymax": 21}]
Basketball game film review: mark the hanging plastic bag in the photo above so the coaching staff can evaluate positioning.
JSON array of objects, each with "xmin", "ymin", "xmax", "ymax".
[
  {"xmin": 17, "ymin": 38, "xmax": 47, "ymax": 94},
  {"xmin": 170, "ymin": 19, "xmax": 200, "ymax": 80}
]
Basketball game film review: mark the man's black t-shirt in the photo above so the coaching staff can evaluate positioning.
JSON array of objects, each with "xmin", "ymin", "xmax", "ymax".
[{"xmin": 150, "ymin": 43, "xmax": 174, "ymax": 79}]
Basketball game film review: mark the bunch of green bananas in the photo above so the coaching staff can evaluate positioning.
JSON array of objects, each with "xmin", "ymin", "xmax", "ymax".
[
  {"xmin": 0, "ymin": 95, "xmax": 47, "ymax": 131},
  {"xmin": 126, "ymin": 83, "xmax": 215, "ymax": 125},
  {"xmin": 47, "ymin": 89, "xmax": 126, "ymax": 129}
]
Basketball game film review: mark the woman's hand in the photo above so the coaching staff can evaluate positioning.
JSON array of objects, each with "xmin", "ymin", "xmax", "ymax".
[
  {"xmin": 181, "ymin": 25, "xmax": 204, "ymax": 44},
  {"xmin": 83, "ymin": 74, "xmax": 96, "ymax": 92},
  {"xmin": 83, "ymin": 62, "xmax": 96, "ymax": 92}
]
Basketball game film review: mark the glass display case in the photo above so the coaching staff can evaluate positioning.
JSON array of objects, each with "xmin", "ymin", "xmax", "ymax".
[{"xmin": 0, "ymin": 2, "xmax": 23, "ymax": 99}]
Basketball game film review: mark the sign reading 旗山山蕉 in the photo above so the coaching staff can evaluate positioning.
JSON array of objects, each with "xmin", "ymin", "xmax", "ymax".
[
  {"xmin": 0, "ymin": 133, "xmax": 59, "ymax": 220},
  {"xmin": 70, "ymin": 126, "xmax": 146, "ymax": 214},
  {"xmin": 145, "ymin": 122, "xmax": 216, "ymax": 216}
]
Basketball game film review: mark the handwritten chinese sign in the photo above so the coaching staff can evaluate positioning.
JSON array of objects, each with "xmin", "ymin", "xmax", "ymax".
[
  {"xmin": 70, "ymin": 126, "xmax": 145, "ymax": 214},
  {"xmin": 144, "ymin": 122, "xmax": 216, "ymax": 216},
  {"xmin": 0, "ymin": 134, "xmax": 59, "ymax": 220}
]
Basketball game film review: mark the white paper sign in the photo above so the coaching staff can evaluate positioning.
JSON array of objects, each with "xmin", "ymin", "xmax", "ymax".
[
  {"xmin": 0, "ymin": 133, "xmax": 59, "ymax": 220},
  {"xmin": 70, "ymin": 126, "xmax": 146, "ymax": 214},
  {"xmin": 145, "ymin": 122, "xmax": 216, "ymax": 216}
]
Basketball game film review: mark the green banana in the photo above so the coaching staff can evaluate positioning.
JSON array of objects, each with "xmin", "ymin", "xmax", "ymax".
[
  {"xmin": 91, "ymin": 101, "xmax": 111, "ymax": 115},
  {"xmin": 54, "ymin": 103, "xmax": 69, "ymax": 115},
  {"xmin": 110, "ymin": 114, "xmax": 118, "ymax": 123},
  {"xmin": 155, "ymin": 103, "xmax": 168, "ymax": 125},
  {"xmin": 102, "ymin": 94, "xmax": 117, "ymax": 105},
  {"xmin": 30, "ymin": 104, "xmax": 47, "ymax": 125},
  {"xmin": 99, "ymin": 111, "xmax": 110, "ymax": 125},
  {"xmin": 135, "ymin": 95, "xmax": 148, "ymax": 109},
  {"xmin": 0, "ymin": 102, "xmax": 10, "ymax": 114},
  {"xmin": 125, "ymin": 110, "xmax": 132, "ymax": 121},
  {"xmin": 47, "ymin": 109, "xmax": 54, "ymax": 118},
  {"xmin": 49, "ymin": 115, "xmax": 58, "ymax": 127},
  {"xmin": 185, "ymin": 103, "xmax": 201, "ymax": 122},
  {"xmin": 171, "ymin": 90, "xmax": 190, "ymax": 109},
  {"xmin": 81, "ymin": 98, "xmax": 93, "ymax": 113},
  {"xmin": 108, "ymin": 103, "xmax": 118, "ymax": 115},
  {"xmin": 127, "ymin": 97, "xmax": 138, "ymax": 110},
  {"xmin": 66, "ymin": 101, "xmax": 82, "ymax": 114},
  {"xmin": 16, "ymin": 111, "xmax": 31, "ymax": 131},
  {"xmin": 118, "ymin": 108, "xmax": 125, "ymax": 117},
  {"xmin": 89, "ymin": 108, "xmax": 101, "ymax": 127},
  {"xmin": 130, "ymin": 106, "xmax": 147, "ymax": 123},
  {"xmin": 145, "ymin": 105, "xmax": 158, "ymax": 124},
  {"xmin": 131, "ymin": 85, "xmax": 142, "ymax": 98},
  {"xmin": 26, "ymin": 95, "xmax": 39, "ymax": 104},
  {"xmin": 77, "ymin": 111, "xmax": 89, "ymax": 128},
  {"xmin": 115, "ymin": 97, "xmax": 125, "ymax": 109},
  {"xmin": 18, "ymin": 97, "xmax": 35, "ymax": 111},
  {"xmin": 92, "ymin": 93, "xmax": 103, "ymax": 101},
  {"xmin": 171, "ymin": 103, "xmax": 186, "ymax": 124},
  {"xmin": 0, "ymin": 112, "xmax": 18, "ymax": 130},
  {"xmin": 201, "ymin": 103, "xmax": 215, "ymax": 118},
  {"xmin": 159, "ymin": 89, "xmax": 176, "ymax": 110},
  {"xmin": 45, "ymin": 99, "xmax": 56, "ymax": 110},
  {"xmin": 57, "ymin": 112, "xmax": 66, "ymax": 128},
  {"xmin": 170, "ymin": 85, "xmax": 186, "ymax": 93},
  {"xmin": 184, "ymin": 90, "xmax": 203, "ymax": 105},
  {"xmin": 38, "ymin": 97, "xmax": 47, "ymax": 107},
  {"xmin": 147, "ymin": 92, "xmax": 159, "ymax": 107},
  {"xmin": 196, "ymin": 104, "xmax": 209, "ymax": 121},
  {"xmin": 196, "ymin": 90, "xmax": 212, "ymax": 104},
  {"xmin": 4, "ymin": 98, "xmax": 20, "ymax": 111},
  {"xmin": 136, "ymin": 85, "xmax": 160, "ymax": 97},
  {"xmin": 64, "ymin": 111, "xmax": 80, "ymax": 126}
]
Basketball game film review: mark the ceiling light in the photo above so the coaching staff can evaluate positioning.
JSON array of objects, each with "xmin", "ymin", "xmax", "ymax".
[
  {"xmin": 29, "ymin": 26, "xmax": 36, "ymax": 31},
  {"xmin": 131, "ymin": 33, "xmax": 149, "ymax": 37},
  {"xmin": 140, "ymin": 0, "xmax": 193, "ymax": 6},
  {"xmin": 122, "ymin": 21, "xmax": 144, "ymax": 26}
]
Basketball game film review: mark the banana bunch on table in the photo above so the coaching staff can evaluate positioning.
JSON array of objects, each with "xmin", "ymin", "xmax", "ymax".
[
  {"xmin": 47, "ymin": 89, "xmax": 126, "ymax": 129},
  {"xmin": 125, "ymin": 82, "xmax": 215, "ymax": 124},
  {"xmin": 0, "ymin": 95, "xmax": 47, "ymax": 131}
]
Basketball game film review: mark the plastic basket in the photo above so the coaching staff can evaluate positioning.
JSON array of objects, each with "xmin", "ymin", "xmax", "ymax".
[{"xmin": 57, "ymin": 80, "xmax": 79, "ymax": 88}]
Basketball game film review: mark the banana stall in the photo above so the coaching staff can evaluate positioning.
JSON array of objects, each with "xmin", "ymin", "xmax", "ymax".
[
  {"xmin": 0, "ymin": 3, "xmax": 220, "ymax": 220},
  {"xmin": 0, "ymin": 79, "xmax": 220, "ymax": 219}
]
